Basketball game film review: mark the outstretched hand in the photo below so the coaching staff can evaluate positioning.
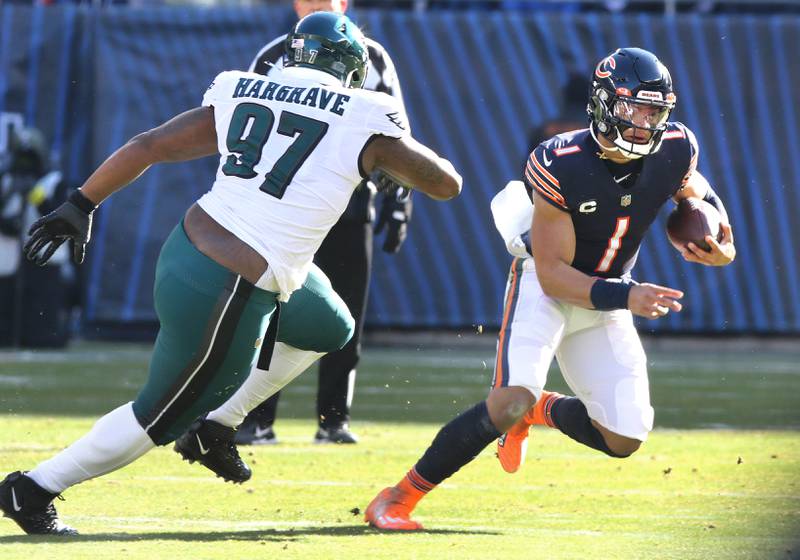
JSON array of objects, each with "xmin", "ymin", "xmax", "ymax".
[
  {"xmin": 628, "ymin": 283, "xmax": 684, "ymax": 320},
  {"xmin": 24, "ymin": 195, "xmax": 93, "ymax": 266}
]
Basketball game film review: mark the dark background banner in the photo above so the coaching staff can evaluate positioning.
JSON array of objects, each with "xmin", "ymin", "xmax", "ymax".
[{"xmin": 1, "ymin": 5, "xmax": 798, "ymax": 333}]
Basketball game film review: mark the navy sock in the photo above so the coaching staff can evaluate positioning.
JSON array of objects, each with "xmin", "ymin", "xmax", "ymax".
[
  {"xmin": 414, "ymin": 401, "xmax": 501, "ymax": 485},
  {"xmin": 549, "ymin": 396, "xmax": 627, "ymax": 458}
]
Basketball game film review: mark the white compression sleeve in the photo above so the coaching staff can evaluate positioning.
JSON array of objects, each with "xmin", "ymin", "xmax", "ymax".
[
  {"xmin": 27, "ymin": 402, "xmax": 155, "ymax": 494},
  {"xmin": 206, "ymin": 342, "xmax": 324, "ymax": 428}
]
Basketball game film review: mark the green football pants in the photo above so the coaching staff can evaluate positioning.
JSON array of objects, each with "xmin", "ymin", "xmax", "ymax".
[{"xmin": 132, "ymin": 222, "xmax": 353, "ymax": 445}]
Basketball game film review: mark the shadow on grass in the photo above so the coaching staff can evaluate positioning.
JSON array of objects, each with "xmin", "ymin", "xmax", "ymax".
[{"xmin": 0, "ymin": 525, "xmax": 498, "ymax": 543}]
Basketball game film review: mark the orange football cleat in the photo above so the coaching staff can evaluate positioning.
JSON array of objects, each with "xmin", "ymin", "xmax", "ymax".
[
  {"xmin": 497, "ymin": 390, "xmax": 562, "ymax": 473},
  {"xmin": 364, "ymin": 487, "xmax": 424, "ymax": 531}
]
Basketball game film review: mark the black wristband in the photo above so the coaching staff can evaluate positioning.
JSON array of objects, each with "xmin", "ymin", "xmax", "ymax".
[
  {"xmin": 590, "ymin": 279, "xmax": 632, "ymax": 311},
  {"xmin": 68, "ymin": 190, "xmax": 97, "ymax": 215}
]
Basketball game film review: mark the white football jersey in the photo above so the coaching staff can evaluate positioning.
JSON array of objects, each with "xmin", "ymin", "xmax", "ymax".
[{"xmin": 196, "ymin": 67, "xmax": 409, "ymax": 299}]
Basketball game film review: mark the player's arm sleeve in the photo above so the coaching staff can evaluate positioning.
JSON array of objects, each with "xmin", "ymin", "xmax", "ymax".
[
  {"xmin": 248, "ymin": 35, "xmax": 286, "ymax": 75},
  {"xmin": 680, "ymin": 125, "xmax": 699, "ymax": 188},
  {"xmin": 523, "ymin": 145, "xmax": 570, "ymax": 212},
  {"xmin": 363, "ymin": 94, "xmax": 410, "ymax": 140},
  {"xmin": 702, "ymin": 181, "xmax": 729, "ymax": 224},
  {"xmin": 202, "ymin": 71, "xmax": 237, "ymax": 108}
]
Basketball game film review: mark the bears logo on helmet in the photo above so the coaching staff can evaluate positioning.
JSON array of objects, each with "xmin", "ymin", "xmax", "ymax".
[{"xmin": 594, "ymin": 55, "xmax": 616, "ymax": 79}]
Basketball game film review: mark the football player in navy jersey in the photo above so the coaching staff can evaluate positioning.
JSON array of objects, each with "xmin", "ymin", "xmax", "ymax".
[{"xmin": 365, "ymin": 48, "xmax": 735, "ymax": 531}]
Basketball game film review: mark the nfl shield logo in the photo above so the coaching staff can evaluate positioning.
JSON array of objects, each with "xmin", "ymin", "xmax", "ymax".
[{"xmin": 620, "ymin": 194, "xmax": 632, "ymax": 207}]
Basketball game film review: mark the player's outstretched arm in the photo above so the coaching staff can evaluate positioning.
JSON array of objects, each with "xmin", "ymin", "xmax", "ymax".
[
  {"xmin": 80, "ymin": 107, "xmax": 218, "ymax": 205},
  {"xmin": 24, "ymin": 107, "xmax": 218, "ymax": 267},
  {"xmin": 674, "ymin": 170, "xmax": 736, "ymax": 266},
  {"xmin": 530, "ymin": 192, "xmax": 683, "ymax": 319},
  {"xmin": 361, "ymin": 135, "xmax": 461, "ymax": 201}
]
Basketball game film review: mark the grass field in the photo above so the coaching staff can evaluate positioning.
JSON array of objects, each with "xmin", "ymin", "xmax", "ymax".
[{"xmin": 1, "ymin": 339, "xmax": 799, "ymax": 559}]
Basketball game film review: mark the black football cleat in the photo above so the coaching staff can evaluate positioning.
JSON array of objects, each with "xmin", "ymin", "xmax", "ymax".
[
  {"xmin": 234, "ymin": 418, "xmax": 278, "ymax": 446},
  {"xmin": 314, "ymin": 423, "xmax": 359, "ymax": 444},
  {"xmin": 174, "ymin": 417, "xmax": 252, "ymax": 483},
  {"xmin": 0, "ymin": 471, "xmax": 77, "ymax": 535}
]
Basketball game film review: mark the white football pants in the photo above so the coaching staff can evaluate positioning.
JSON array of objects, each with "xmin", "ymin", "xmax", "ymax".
[{"xmin": 492, "ymin": 257, "xmax": 654, "ymax": 441}]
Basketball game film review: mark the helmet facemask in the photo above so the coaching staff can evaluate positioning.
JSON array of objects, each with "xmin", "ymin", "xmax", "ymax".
[
  {"xmin": 590, "ymin": 87, "xmax": 675, "ymax": 159},
  {"xmin": 587, "ymin": 48, "xmax": 677, "ymax": 160}
]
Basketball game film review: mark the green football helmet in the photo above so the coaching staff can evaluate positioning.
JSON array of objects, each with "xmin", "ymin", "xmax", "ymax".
[{"xmin": 284, "ymin": 12, "xmax": 369, "ymax": 89}]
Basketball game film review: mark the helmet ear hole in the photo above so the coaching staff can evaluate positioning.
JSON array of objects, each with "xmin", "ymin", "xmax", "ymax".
[{"xmin": 589, "ymin": 96, "xmax": 605, "ymax": 127}]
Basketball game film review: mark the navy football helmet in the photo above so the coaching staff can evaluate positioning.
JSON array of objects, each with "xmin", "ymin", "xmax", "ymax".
[
  {"xmin": 284, "ymin": 12, "xmax": 369, "ymax": 89},
  {"xmin": 588, "ymin": 48, "xmax": 676, "ymax": 159}
]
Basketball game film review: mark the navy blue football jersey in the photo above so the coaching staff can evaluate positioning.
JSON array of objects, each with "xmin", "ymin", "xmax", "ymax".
[{"xmin": 523, "ymin": 123, "xmax": 698, "ymax": 279}]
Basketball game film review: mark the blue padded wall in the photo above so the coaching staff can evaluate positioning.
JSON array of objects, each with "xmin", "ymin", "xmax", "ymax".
[{"xmin": 1, "ymin": 6, "xmax": 797, "ymax": 333}]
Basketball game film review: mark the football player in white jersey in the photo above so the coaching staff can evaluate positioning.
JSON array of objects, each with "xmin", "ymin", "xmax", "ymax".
[
  {"xmin": 0, "ymin": 12, "xmax": 460, "ymax": 536},
  {"xmin": 240, "ymin": 0, "xmax": 413, "ymax": 448}
]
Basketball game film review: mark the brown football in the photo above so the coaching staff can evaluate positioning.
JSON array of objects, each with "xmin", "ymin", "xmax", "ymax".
[{"xmin": 666, "ymin": 198, "xmax": 723, "ymax": 252}]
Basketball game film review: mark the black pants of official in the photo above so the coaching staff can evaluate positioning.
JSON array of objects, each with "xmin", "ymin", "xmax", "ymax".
[
  {"xmin": 0, "ymin": 261, "xmax": 72, "ymax": 348},
  {"xmin": 245, "ymin": 217, "xmax": 372, "ymax": 429}
]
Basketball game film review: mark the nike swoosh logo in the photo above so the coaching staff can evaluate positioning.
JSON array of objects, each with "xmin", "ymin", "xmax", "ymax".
[
  {"xmin": 254, "ymin": 426, "xmax": 272, "ymax": 438},
  {"xmin": 542, "ymin": 151, "xmax": 552, "ymax": 167},
  {"xmin": 11, "ymin": 488, "xmax": 21, "ymax": 512},
  {"xmin": 196, "ymin": 434, "xmax": 210, "ymax": 455},
  {"xmin": 613, "ymin": 173, "xmax": 632, "ymax": 183}
]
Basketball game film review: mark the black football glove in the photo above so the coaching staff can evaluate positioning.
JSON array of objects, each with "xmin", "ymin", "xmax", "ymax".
[
  {"xmin": 373, "ymin": 171, "xmax": 402, "ymax": 195},
  {"xmin": 374, "ymin": 174, "xmax": 413, "ymax": 254},
  {"xmin": 23, "ymin": 189, "xmax": 95, "ymax": 266}
]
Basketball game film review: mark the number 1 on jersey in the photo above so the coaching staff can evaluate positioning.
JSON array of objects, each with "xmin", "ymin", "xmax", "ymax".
[
  {"xmin": 595, "ymin": 216, "xmax": 630, "ymax": 272},
  {"xmin": 221, "ymin": 103, "xmax": 329, "ymax": 199}
]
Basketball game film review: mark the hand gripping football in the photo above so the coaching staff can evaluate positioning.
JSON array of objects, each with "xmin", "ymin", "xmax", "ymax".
[{"xmin": 666, "ymin": 198, "xmax": 723, "ymax": 251}]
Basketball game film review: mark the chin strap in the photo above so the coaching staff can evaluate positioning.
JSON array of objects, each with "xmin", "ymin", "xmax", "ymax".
[
  {"xmin": 611, "ymin": 125, "xmax": 650, "ymax": 159},
  {"xmin": 590, "ymin": 123, "xmax": 653, "ymax": 160},
  {"xmin": 591, "ymin": 124, "xmax": 634, "ymax": 160}
]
